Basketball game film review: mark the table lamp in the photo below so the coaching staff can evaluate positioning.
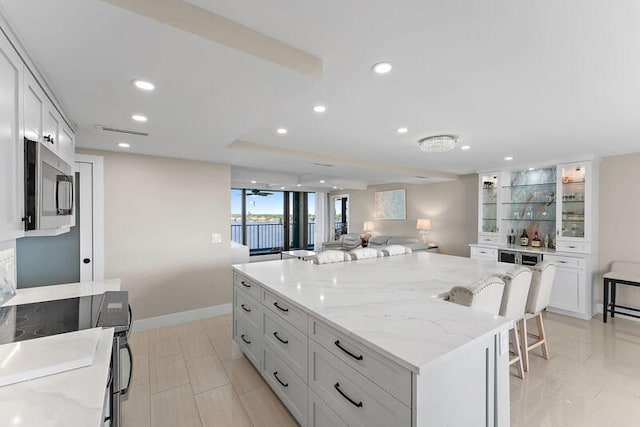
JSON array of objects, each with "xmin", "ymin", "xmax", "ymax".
[{"xmin": 416, "ymin": 218, "xmax": 431, "ymax": 243}]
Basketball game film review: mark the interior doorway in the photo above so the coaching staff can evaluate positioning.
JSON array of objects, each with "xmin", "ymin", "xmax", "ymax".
[
  {"xmin": 76, "ymin": 154, "xmax": 104, "ymax": 282},
  {"xmin": 329, "ymin": 194, "xmax": 349, "ymax": 240}
]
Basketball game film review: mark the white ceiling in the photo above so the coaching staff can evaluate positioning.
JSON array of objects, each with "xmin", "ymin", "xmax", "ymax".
[{"xmin": 2, "ymin": 0, "xmax": 640, "ymax": 189}]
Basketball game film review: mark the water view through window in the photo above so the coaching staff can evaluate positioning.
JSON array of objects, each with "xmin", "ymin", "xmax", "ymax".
[{"xmin": 231, "ymin": 189, "xmax": 316, "ymax": 254}]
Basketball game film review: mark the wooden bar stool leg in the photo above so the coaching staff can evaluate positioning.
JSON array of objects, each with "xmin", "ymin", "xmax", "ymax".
[
  {"xmin": 536, "ymin": 313, "xmax": 549, "ymax": 360},
  {"xmin": 510, "ymin": 325, "xmax": 524, "ymax": 379},
  {"xmin": 519, "ymin": 318, "xmax": 529, "ymax": 372}
]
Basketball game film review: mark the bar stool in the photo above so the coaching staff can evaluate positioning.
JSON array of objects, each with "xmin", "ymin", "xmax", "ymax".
[
  {"xmin": 499, "ymin": 266, "xmax": 533, "ymax": 379},
  {"xmin": 349, "ymin": 247, "xmax": 381, "ymax": 260},
  {"xmin": 448, "ymin": 275, "xmax": 506, "ymax": 315},
  {"xmin": 312, "ymin": 250, "xmax": 351, "ymax": 264},
  {"xmin": 521, "ymin": 261, "xmax": 556, "ymax": 371}
]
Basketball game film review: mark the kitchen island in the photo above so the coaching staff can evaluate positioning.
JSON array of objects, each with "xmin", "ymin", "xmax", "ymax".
[
  {"xmin": 0, "ymin": 279, "xmax": 120, "ymax": 427},
  {"xmin": 233, "ymin": 252, "xmax": 515, "ymax": 427}
]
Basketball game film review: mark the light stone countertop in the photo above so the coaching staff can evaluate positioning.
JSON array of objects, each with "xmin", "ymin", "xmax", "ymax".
[
  {"xmin": 0, "ymin": 280, "xmax": 120, "ymax": 427},
  {"xmin": 469, "ymin": 243, "xmax": 587, "ymax": 257},
  {"xmin": 233, "ymin": 252, "xmax": 516, "ymax": 374}
]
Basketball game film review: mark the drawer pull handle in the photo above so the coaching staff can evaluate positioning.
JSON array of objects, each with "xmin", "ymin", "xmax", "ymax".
[
  {"xmin": 334, "ymin": 382, "xmax": 363, "ymax": 408},
  {"xmin": 240, "ymin": 334, "xmax": 251, "ymax": 344},
  {"xmin": 334, "ymin": 340, "xmax": 363, "ymax": 361},
  {"xmin": 273, "ymin": 371, "xmax": 288, "ymax": 388},
  {"xmin": 241, "ymin": 304, "xmax": 251, "ymax": 313},
  {"xmin": 273, "ymin": 301, "xmax": 289, "ymax": 312},
  {"xmin": 241, "ymin": 281, "xmax": 251, "ymax": 288},
  {"xmin": 273, "ymin": 331, "xmax": 289, "ymax": 344}
]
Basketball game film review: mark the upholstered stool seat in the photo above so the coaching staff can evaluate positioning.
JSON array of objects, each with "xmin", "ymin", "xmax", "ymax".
[
  {"xmin": 448, "ymin": 275, "xmax": 506, "ymax": 315},
  {"xmin": 312, "ymin": 250, "xmax": 351, "ymax": 265},
  {"xmin": 381, "ymin": 245, "xmax": 412, "ymax": 256},
  {"xmin": 349, "ymin": 247, "xmax": 382, "ymax": 260}
]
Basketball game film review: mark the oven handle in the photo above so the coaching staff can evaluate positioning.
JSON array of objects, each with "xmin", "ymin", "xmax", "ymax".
[{"xmin": 121, "ymin": 341, "xmax": 133, "ymax": 395}]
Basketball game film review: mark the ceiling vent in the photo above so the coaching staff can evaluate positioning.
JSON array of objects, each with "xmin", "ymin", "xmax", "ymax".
[
  {"xmin": 95, "ymin": 124, "xmax": 149, "ymax": 137},
  {"xmin": 415, "ymin": 175, "xmax": 430, "ymax": 179},
  {"xmin": 310, "ymin": 162, "xmax": 335, "ymax": 167}
]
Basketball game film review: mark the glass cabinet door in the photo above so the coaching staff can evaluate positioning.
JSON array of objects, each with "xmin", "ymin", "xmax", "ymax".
[
  {"xmin": 558, "ymin": 164, "xmax": 587, "ymax": 239},
  {"xmin": 480, "ymin": 174, "xmax": 499, "ymax": 233}
]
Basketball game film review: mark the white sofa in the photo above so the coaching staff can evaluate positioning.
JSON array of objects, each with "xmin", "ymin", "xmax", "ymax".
[{"xmin": 368, "ymin": 236, "xmax": 435, "ymax": 252}]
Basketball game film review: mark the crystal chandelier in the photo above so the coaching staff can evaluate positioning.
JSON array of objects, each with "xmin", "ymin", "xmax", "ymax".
[{"xmin": 417, "ymin": 135, "xmax": 458, "ymax": 153}]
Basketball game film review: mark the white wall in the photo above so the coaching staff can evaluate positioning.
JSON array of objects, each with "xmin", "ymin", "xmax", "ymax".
[
  {"xmin": 337, "ymin": 175, "xmax": 478, "ymax": 257},
  {"xmin": 598, "ymin": 153, "xmax": 640, "ymax": 309},
  {"xmin": 78, "ymin": 149, "xmax": 231, "ymax": 320}
]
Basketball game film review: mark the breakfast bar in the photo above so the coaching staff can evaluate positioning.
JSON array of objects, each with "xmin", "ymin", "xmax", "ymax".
[{"xmin": 233, "ymin": 253, "xmax": 515, "ymax": 427}]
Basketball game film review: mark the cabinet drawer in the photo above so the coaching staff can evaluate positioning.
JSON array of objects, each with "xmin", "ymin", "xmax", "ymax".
[
  {"xmin": 470, "ymin": 246, "xmax": 498, "ymax": 260},
  {"xmin": 308, "ymin": 340, "xmax": 410, "ymax": 427},
  {"xmin": 555, "ymin": 241, "xmax": 590, "ymax": 254},
  {"xmin": 263, "ymin": 310, "xmax": 307, "ymax": 382},
  {"xmin": 263, "ymin": 347, "xmax": 307, "ymax": 425},
  {"xmin": 309, "ymin": 390, "xmax": 348, "ymax": 427},
  {"xmin": 234, "ymin": 316, "xmax": 262, "ymax": 370},
  {"xmin": 308, "ymin": 317, "xmax": 411, "ymax": 406},
  {"xmin": 544, "ymin": 254, "xmax": 585, "ymax": 269},
  {"xmin": 235, "ymin": 287, "xmax": 262, "ymax": 332},
  {"xmin": 477, "ymin": 235, "xmax": 500, "ymax": 245},
  {"xmin": 234, "ymin": 272, "xmax": 261, "ymax": 300},
  {"xmin": 263, "ymin": 289, "xmax": 307, "ymax": 333}
]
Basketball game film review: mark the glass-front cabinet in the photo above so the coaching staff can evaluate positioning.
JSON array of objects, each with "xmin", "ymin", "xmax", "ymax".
[
  {"xmin": 555, "ymin": 161, "xmax": 594, "ymax": 252},
  {"xmin": 502, "ymin": 167, "xmax": 557, "ymax": 246},
  {"xmin": 478, "ymin": 172, "xmax": 501, "ymax": 243}
]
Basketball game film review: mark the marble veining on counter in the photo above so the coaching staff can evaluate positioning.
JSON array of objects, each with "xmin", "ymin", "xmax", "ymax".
[{"xmin": 233, "ymin": 252, "xmax": 515, "ymax": 373}]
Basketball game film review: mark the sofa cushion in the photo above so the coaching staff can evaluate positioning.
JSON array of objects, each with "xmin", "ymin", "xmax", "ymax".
[
  {"xmin": 368, "ymin": 236, "xmax": 390, "ymax": 246},
  {"xmin": 388, "ymin": 236, "xmax": 420, "ymax": 245}
]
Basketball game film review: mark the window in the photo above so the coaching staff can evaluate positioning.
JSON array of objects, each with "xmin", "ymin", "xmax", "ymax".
[{"xmin": 231, "ymin": 189, "xmax": 315, "ymax": 254}]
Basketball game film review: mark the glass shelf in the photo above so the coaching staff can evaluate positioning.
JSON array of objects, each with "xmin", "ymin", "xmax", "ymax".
[
  {"xmin": 503, "ymin": 219, "xmax": 555, "ymax": 222},
  {"xmin": 503, "ymin": 202, "xmax": 555, "ymax": 205},
  {"xmin": 503, "ymin": 183, "xmax": 556, "ymax": 189},
  {"xmin": 482, "ymin": 202, "xmax": 497, "ymax": 205}
]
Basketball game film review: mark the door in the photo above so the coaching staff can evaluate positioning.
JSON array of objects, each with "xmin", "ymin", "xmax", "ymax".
[{"xmin": 75, "ymin": 154, "xmax": 104, "ymax": 281}]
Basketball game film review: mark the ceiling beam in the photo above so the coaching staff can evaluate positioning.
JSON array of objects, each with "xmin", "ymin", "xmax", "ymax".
[{"xmin": 101, "ymin": 0, "xmax": 322, "ymax": 79}]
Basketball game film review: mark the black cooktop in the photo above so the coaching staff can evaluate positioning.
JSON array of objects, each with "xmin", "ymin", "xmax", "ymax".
[{"xmin": 0, "ymin": 294, "xmax": 105, "ymax": 345}]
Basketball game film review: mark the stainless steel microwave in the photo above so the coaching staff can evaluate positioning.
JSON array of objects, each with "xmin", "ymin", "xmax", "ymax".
[{"xmin": 23, "ymin": 138, "xmax": 74, "ymax": 231}]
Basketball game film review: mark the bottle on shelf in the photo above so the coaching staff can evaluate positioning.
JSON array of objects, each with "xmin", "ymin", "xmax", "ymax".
[
  {"xmin": 543, "ymin": 234, "xmax": 550, "ymax": 248},
  {"xmin": 520, "ymin": 229, "xmax": 529, "ymax": 247},
  {"xmin": 531, "ymin": 231, "xmax": 541, "ymax": 248},
  {"xmin": 510, "ymin": 229, "xmax": 515, "ymax": 245}
]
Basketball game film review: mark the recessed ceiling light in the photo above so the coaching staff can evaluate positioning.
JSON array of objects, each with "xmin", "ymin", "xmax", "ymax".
[
  {"xmin": 528, "ymin": 167, "xmax": 535, "ymax": 171},
  {"xmin": 131, "ymin": 79, "xmax": 154, "ymax": 91},
  {"xmin": 372, "ymin": 62, "xmax": 392, "ymax": 74},
  {"xmin": 397, "ymin": 127, "xmax": 408, "ymax": 134},
  {"xmin": 504, "ymin": 156, "xmax": 514, "ymax": 161},
  {"xmin": 280, "ymin": 186, "xmax": 285, "ymax": 190},
  {"xmin": 332, "ymin": 186, "xmax": 338, "ymax": 189},
  {"xmin": 461, "ymin": 145, "xmax": 471, "ymax": 151},
  {"xmin": 250, "ymin": 180, "xmax": 257, "ymax": 184},
  {"xmin": 319, "ymin": 180, "xmax": 325, "ymax": 184},
  {"xmin": 131, "ymin": 114, "xmax": 147, "ymax": 122},
  {"xmin": 296, "ymin": 184, "xmax": 302, "ymax": 187},
  {"xmin": 118, "ymin": 142, "xmax": 130, "ymax": 148},
  {"xmin": 276, "ymin": 128, "xmax": 287, "ymax": 135},
  {"xmin": 313, "ymin": 105, "xmax": 326, "ymax": 113}
]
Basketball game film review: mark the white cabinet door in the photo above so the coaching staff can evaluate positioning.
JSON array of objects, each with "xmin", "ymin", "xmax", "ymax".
[
  {"xmin": 556, "ymin": 161, "xmax": 592, "ymax": 252},
  {"xmin": 43, "ymin": 101, "xmax": 60, "ymax": 153},
  {"xmin": 549, "ymin": 267, "xmax": 584, "ymax": 313},
  {"xmin": 0, "ymin": 34, "xmax": 24, "ymax": 242},
  {"xmin": 24, "ymin": 70, "xmax": 44, "ymax": 142},
  {"xmin": 58, "ymin": 123, "xmax": 75, "ymax": 165}
]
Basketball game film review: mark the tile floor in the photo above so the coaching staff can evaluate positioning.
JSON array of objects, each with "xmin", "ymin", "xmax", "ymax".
[{"xmin": 122, "ymin": 311, "xmax": 640, "ymax": 427}]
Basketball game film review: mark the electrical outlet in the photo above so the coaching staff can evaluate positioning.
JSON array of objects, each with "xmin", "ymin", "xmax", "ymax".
[{"xmin": 211, "ymin": 233, "xmax": 222, "ymax": 243}]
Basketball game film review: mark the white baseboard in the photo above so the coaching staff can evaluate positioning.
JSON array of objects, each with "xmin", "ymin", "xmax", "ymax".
[
  {"xmin": 131, "ymin": 303, "xmax": 232, "ymax": 333},
  {"xmin": 595, "ymin": 303, "xmax": 640, "ymax": 323}
]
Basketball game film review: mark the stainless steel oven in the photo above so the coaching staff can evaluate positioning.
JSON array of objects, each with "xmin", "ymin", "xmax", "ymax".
[{"xmin": 24, "ymin": 137, "xmax": 74, "ymax": 231}]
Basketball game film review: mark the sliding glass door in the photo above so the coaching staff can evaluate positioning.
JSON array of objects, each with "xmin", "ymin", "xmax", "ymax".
[{"xmin": 231, "ymin": 189, "xmax": 315, "ymax": 254}]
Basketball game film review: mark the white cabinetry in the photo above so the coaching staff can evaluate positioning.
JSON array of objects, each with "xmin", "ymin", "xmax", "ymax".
[
  {"xmin": 0, "ymin": 33, "xmax": 24, "ymax": 242},
  {"xmin": 556, "ymin": 161, "xmax": 598, "ymax": 254},
  {"xmin": 58, "ymin": 123, "xmax": 75, "ymax": 165},
  {"xmin": 24, "ymin": 70, "xmax": 44, "ymax": 142}
]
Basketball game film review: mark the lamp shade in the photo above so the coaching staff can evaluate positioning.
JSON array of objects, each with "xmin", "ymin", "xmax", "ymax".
[
  {"xmin": 363, "ymin": 221, "xmax": 375, "ymax": 232},
  {"xmin": 416, "ymin": 218, "xmax": 431, "ymax": 230}
]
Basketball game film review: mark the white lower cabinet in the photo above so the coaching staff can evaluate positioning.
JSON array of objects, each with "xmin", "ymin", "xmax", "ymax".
[
  {"xmin": 308, "ymin": 390, "xmax": 348, "ymax": 427},
  {"xmin": 235, "ymin": 314, "xmax": 262, "ymax": 370},
  {"xmin": 545, "ymin": 253, "xmax": 590, "ymax": 318},
  {"xmin": 263, "ymin": 345, "xmax": 308, "ymax": 425},
  {"xmin": 308, "ymin": 340, "xmax": 411, "ymax": 427},
  {"xmin": 470, "ymin": 246, "xmax": 498, "ymax": 261},
  {"xmin": 263, "ymin": 310, "xmax": 307, "ymax": 381}
]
